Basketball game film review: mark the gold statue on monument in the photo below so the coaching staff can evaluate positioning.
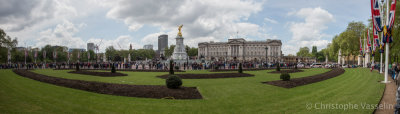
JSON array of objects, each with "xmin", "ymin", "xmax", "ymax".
[{"xmin": 178, "ymin": 24, "xmax": 183, "ymax": 37}]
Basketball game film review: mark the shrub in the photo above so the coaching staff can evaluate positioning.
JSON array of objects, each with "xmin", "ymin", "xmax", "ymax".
[
  {"xmin": 238, "ymin": 63, "xmax": 243, "ymax": 73},
  {"xmin": 280, "ymin": 73, "xmax": 290, "ymax": 81},
  {"xmin": 166, "ymin": 75, "xmax": 182, "ymax": 89},
  {"xmin": 214, "ymin": 66, "xmax": 219, "ymax": 70},
  {"xmin": 169, "ymin": 60, "xmax": 174, "ymax": 75},
  {"xmin": 111, "ymin": 64, "xmax": 116, "ymax": 73},
  {"xmin": 174, "ymin": 66, "xmax": 179, "ymax": 70},
  {"xmin": 76, "ymin": 63, "xmax": 80, "ymax": 71},
  {"xmin": 276, "ymin": 63, "xmax": 280, "ymax": 71}
]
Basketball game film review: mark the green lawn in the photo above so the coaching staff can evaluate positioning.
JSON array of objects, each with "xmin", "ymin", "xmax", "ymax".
[{"xmin": 0, "ymin": 68, "xmax": 384, "ymax": 113}]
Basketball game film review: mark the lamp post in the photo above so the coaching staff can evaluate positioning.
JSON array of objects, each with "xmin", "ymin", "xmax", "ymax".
[
  {"xmin": 186, "ymin": 47, "xmax": 189, "ymax": 70},
  {"xmin": 265, "ymin": 47, "xmax": 268, "ymax": 68}
]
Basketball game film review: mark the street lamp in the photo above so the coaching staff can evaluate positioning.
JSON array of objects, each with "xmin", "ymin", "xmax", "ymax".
[
  {"xmin": 265, "ymin": 47, "xmax": 268, "ymax": 68},
  {"xmin": 186, "ymin": 47, "xmax": 189, "ymax": 70}
]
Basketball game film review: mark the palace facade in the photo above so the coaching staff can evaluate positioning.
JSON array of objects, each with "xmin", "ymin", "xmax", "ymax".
[{"xmin": 198, "ymin": 38, "xmax": 282, "ymax": 62}]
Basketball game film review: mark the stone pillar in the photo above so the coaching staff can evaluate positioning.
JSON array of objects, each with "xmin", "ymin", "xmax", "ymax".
[
  {"xmin": 342, "ymin": 56, "xmax": 345, "ymax": 65},
  {"xmin": 358, "ymin": 55, "xmax": 362, "ymax": 66},
  {"xmin": 325, "ymin": 55, "xmax": 328, "ymax": 64}
]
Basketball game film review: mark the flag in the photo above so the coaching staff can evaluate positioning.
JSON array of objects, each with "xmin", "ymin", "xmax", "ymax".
[
  {"xmin": 43, "ymin": 50, "xmax": 46, "ymax": 59},
  {"xmin": 367, "ymin": 29, "xmax": 372, "ymax": 53},
  {"xmin": 7, "ymin": 48, "xmax": 11, "ymax": 62},
  {"xmin": 383, "ymin": 25, "xmax": 393, "ymax": 43},
  {"xmin": 53, "ymin": 51, "xmax": 57, "ymax": 59},
  {"xmin": 371, "ymin": 0, "xmax": 383, "ymax": 32},
  {"xmin": 359, "ymin": 37, "xmax": 363, "ymax": 55},
  {"xmin": 388, "ymin": 0, "xmax": 397, "ymax": 30},
  {"xmin": 34, "ymin": 49, "xmax": 38, "ymax": 58},
  {"xmin": 67, "ymin": 52, "xmax": 70, "ymax": 60},
  {"xmin": 24, "ymin": 49, "xmax": 28, "ymax": 57},
  {"xmin": 373, "ymin": 27, "xmax": 379, "ymax": 52},
  {"xmin": 88, "ymin": 52, "xmax": 90, "ymax": 60}
]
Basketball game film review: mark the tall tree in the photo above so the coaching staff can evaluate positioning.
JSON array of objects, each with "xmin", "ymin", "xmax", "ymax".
[
  {"xmin": 296, "ymin": 47, "xmax": 311, "ymax": 57},
  {"xmin": 164, "ymin": 45, "xmax": 175, "ymax": 57},
  {"xmin": 311, "ymin": 46, "xmax": 317, "ymax": 57}
]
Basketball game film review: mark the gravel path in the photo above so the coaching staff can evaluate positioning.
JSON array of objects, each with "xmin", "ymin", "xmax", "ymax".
[{"xmin": 375, "ymin": 74, "xmax": 396, "ymax": 114}]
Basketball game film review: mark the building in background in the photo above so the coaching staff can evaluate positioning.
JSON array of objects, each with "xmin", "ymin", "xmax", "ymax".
[
  {"xmin": 198, "ymin": 38, "xmax": 282, "ymax": 62},
  {"xmin": 87, "ymin": 43, "xmax": 95, "ymax": 52},
  {"xmin": 143, "ymin": 44, "xmax": 153, "ymax": 50},
  {"xmin": 282, "ymin": 56, "xmax": 316, "ymax": 63},
  {"xmin": 68, "ymin": 48, "xmax": 86, "ymax": 52},
  {"xmin": 158, "ymin": 34, "xmax": 168, "ymax": 57}
]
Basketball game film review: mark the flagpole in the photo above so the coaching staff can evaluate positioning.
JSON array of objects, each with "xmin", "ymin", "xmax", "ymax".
[
  {"xmin": 383, "ymin": 0, "xmax": 389, "ymax": 83},
  {"xmin": 364, "ymin": 34, "xmax": 366, "ymax": 67},
  {"xmin": 379, "ymin": 0, "xmax": 384, "ymax": 74},
  {"xmin": 372, "ymin": 32, "xmax": 374, "ymax": 70}
]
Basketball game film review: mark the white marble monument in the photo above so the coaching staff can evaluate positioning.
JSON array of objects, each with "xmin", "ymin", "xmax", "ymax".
[{"xmin": 172, "ymin": 25, "xmax": 188, "ymax": 60}]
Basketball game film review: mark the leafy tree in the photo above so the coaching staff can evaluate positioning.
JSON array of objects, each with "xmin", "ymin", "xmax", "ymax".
[
  {"xmin": 296, "ymin": 47, "xmax": 311, "ymax": 57},
  {"xmin": 164, "ymin": 45, "xmax": 175, "ymax": 57},
  {"xmin": 311, "ymin": 46, "xmax": 317, "ymax": 57},
  {"xmin": 0, "ymin": 28, "xmax": 18, "ymax": 63}
]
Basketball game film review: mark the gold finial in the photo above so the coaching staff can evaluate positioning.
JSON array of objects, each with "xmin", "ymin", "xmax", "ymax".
[{"xmin": 178, "ymin": 24, "xmax": 183, "ymax": 37}]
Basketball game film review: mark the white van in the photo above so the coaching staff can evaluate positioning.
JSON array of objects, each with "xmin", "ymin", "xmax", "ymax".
[{"xmin": 311, "ymin": 63, "xmax": 323, "ymax": 68}]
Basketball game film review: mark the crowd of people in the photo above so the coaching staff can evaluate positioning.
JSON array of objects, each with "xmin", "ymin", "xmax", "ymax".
[{"xmin": 0, "ymin": 60, "xmax": 313, "ymax": 70}]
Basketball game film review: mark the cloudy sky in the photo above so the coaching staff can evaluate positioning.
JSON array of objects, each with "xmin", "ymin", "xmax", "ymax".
[{"xmin": 0, "ymin": 0, "xmax": 370, "ymax": 55}]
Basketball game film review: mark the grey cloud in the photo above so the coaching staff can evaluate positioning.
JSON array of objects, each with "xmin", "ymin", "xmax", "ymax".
[
  {"xmin": 0, "ymin": 0, "xmax": 55, "ymax": 31},
  {"xmin": 107, "ymin": 0, "xmax": 263, "ymax": 41}
]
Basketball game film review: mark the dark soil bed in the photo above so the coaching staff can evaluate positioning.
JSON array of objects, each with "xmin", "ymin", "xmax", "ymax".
[
  {"xmin": 263, "ymin": 68, "xmax": 345, "ymax": 88},
  {"xmin": 268, "ymin": 69, "xmax": 304, "ymax": 74},
  {"xmin": 68, "ymin": 71, "xmax": 127, "ymax": 77},
  {"xmin": 210, "ymin": 68, "xmax": 308, "ymax": 72},
  {"xmin": 13, "ymin": 70, "xmax": 202, "ymax": 99},
  {"xmin": 158, "ymin": 73, "xmax": 254, "ymax": 79},
  {"xmin": 54, "ymin": 68, "xmax": 185, "ymax": 72}
]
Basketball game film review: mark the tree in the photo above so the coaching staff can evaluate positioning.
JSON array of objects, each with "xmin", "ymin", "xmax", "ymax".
[
  {"xmin": 164, "ymin": 45, "xmax": 175, "ymax": 57},
  {"xmin": 311, "ymin": 46, "xmax": 317, "ymax": 57},
  {"xmin": 105, "ymin": 46, "xmax": 117, "ymax": 61},
  {"xmin": 0, "ymin": 28, "xmax": 18, "ymax": 63},
  {"xmin": 296, "ymin": 47, "xmax": 311, "ymax": 57}
]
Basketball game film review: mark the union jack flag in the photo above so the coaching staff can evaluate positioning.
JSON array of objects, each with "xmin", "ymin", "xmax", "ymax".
[
  {"xmin": 388, "ymin": 0, "xmax": 397, "ymax": 30},
  {"xmin": 359, "ymin": 37, "xmax": 363, "ymax": 55},
  {"xmin": 43, "ymin": 50, "xmax": 46, "ymax": 59},
  {"xmin": 367, "ymin": 29, "xmax": 372, "ymax": 53},
  {"xmin": 24, "ymin": 49, "xmax": 27, "ymax": 57},
  {"xmin": 53, "ymin": 51, "xmax": 57, "ymax": 59},
  {"xmin": 373, "ymin": 27, "xmax": 379, "ymax": 52},
  {"xmin": 67, "ymin": 52, "xmax": 70, "ymax": 60},
  {"xmin": 34, "ymin": 49, "xmax": 38, "ymax": 58},
  {"xmin": 371, "ymin": 0, "xmax": 383, "ymax": 32}
]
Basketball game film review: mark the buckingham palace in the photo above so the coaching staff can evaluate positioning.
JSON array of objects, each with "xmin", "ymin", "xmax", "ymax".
[{"xmin": 198, "ymin": 38, "xmax": 282, "ymax": 62}]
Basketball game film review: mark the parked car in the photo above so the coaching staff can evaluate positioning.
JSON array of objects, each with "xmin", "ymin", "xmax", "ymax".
[
  {"xmin": 325, "ymin": 64, "xmax": 332, "ymax": 68},
  {"xmin": 311, "ymin": 63, "xmax": 323, "ymax": 68},
  {"xmin": 297, "ymin": 63, "xmax": 305, "ymax": 68}
]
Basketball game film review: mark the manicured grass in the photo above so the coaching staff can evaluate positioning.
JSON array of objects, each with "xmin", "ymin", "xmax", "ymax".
[{"xmin": 0, "ymin": 68, "xmax": 384, "ymax": 113}]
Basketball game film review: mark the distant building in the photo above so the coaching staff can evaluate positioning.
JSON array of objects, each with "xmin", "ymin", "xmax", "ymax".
[
  {"xmin": 129, "ymin": 44, "xmax": 133, "ymax": 51},
  {"xmin": 15, "ymin": 47, "xmax": 26, "ymax": 52},
  {"xmin": 158, "ymin": 34, "xmax": 168, "ymax": 56},
  {"xmin": 143, "ymin": 44, "xmax": 153, "ymax": 50},
  {"xmin": 282, "ymin": 56, "xmax": 316, "ymax": 63},
  {"xmin": 51, "ymin": 46, "xmax": 68, "ymax": 52},
  {"xmin": 87, "ymin": 43, "xmax": 95, "ymax": 51},
  {"xmin": 68, "ymin": 48, "xmax": 86, "ymax": 52},
  {"xmin": 198, "ymin": 38, "xmax": 282, "ymax": 62}
]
